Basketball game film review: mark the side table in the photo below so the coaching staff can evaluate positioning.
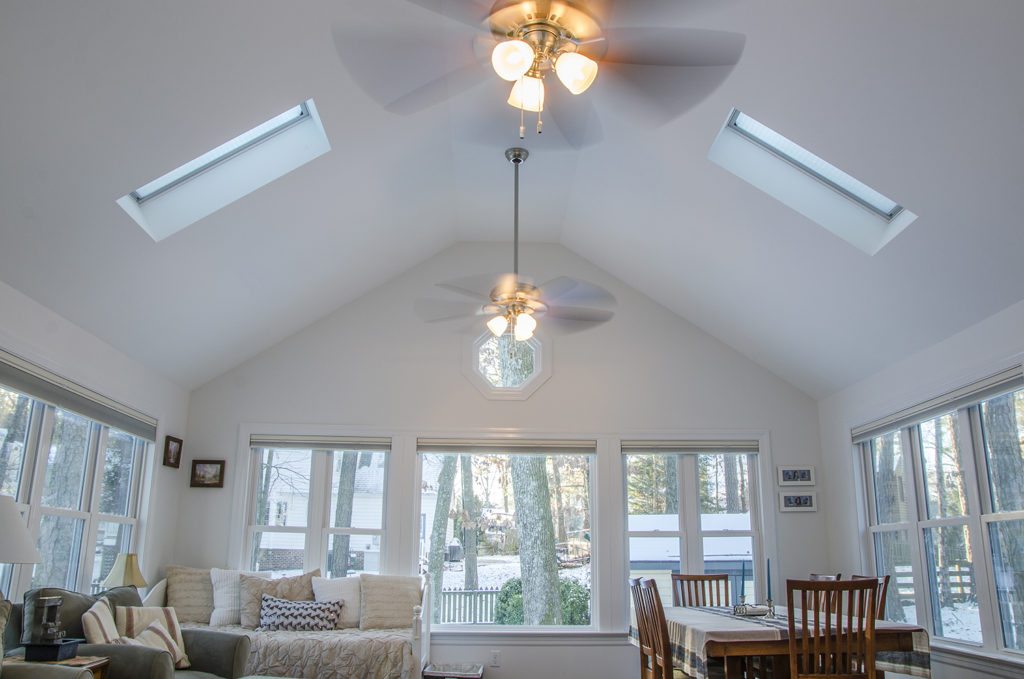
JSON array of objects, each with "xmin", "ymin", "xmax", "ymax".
[{"xmin": 3, "ymin": 655, "xmax": 110, "ymax": 679}]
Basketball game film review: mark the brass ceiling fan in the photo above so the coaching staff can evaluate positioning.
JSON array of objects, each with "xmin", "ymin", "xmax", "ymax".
[
  {"xmin": 333, "ymin": 0, "xmax": 746, "ymax": 148},
  {"xmin": 415, "ymin": 147, "xmax": 615, "ymax": 338}
]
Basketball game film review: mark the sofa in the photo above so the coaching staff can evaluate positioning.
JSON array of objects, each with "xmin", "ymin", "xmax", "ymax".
[
  {"xmin": 3, "ymin": 588, "xmax": 250, "ymax": 679},
  {"xmin": 143, "ymin": 569, "xmax": 430, "ymax": 679}
]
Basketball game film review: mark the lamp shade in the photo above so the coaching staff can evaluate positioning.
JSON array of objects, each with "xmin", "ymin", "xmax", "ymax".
[
  {"xmin": 554, "ymin": 52, "xmax": 598, "ymax": 94},
  {"xmin": 0, "ymin": 494, "xmax": 40, "ymax": 565},
  {"xmin": 507, "ymin": 76, "xmax": 545, "ymax": 112},
  {"xmin": 101, "ymin": 553, "xmax": 147, "ymax": 589},
  {"xmin": 491, "ymin": 40, "xmax": 534, "ymax": 81}
]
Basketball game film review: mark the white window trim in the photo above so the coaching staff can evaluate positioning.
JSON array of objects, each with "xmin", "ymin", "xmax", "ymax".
[{"xmin": 462, "ymin": 331, "xmax": 553, "ymax": 401}]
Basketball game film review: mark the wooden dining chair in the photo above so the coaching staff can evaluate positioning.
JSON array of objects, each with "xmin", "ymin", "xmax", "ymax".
[
  {"xmin": 670, "ymin": 573, "xmax": 731, "ymax": 607},
  {"xmin": 851, "ymin": 574, "xmax": 890, "ymax": 620},
  {"xmin": 640, "ymin": 578, "xmax": 691, "ymax": 679},
  {"xmin": 786, "ymin": 578, "xmax": 879, "ymax": 679},
  {"xmin": 631, "ymin": 578, "xmax": 658, "ymax": 679},
  {"xmin": 809, "ymin": 573, "xmax": 842, "ymax": 612}
]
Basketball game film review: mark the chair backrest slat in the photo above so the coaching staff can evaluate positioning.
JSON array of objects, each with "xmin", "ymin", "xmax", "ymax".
[
  {"xmin": 670, "ymin": 573, "xmax": 730, "ymax": 607},
  {"xmin": 852, "ymin": 574, "xmax": 890, "ymax": 620},
  {"xmin": 787, "ymin": 578, "xmax": 878, "ymax": 679},
  {"xmin": 640, "ymin": 578, "xmax": 673, "ymax": 679}
]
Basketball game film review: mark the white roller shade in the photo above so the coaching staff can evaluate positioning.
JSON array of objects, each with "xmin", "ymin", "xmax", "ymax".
[
  {"xmin": 621, "ymin": 440, "xmax": 759, "ymax": 454},
  {"xmin": 417, "ymin": 438, "xmax": 596, "ymax": 455},
  {"xmin": 249, "ymin": 434, "xmax": 391, "ymax": 451}
]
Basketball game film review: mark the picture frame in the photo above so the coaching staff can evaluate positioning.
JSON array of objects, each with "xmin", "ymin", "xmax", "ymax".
[
  {"xmin": 163, "ymin": 436, "xmax": 183, "ymax": 469},
  {"xmin": 190, "ymin": 459, "xmax": 225, "ymax": 488},
  {"xmin": 777, "ymin": 465, "xmax": 815, "ymax": 486},
  {"xmin": 779, "ymin": 491, "xmax": 817, "ymax": 512}
]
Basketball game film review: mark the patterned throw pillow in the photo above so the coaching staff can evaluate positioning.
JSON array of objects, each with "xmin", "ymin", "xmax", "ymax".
[
  {"xmin": 1, "ymin": 599, "xmax": 12, "ymax": 679},
  {"xmin": 358, "ymin": 574, "xmax": 422, "ymax": 630},
  {"xmin": 238, "ymin": 569, "xmax": 319, "ymax": 629},
  {"xmin": 112, "ymin": 620, "xmax": 185, "ymax": 661},
  {"xmin": 165, "ymin": 565, "xmax": 214, "ymax": 624},
  {"xmin": 82, "ymin": 599, "xmax": 118, "ymax": 644},
  {"xmin": 115, "ymin": 606, "xmax": 190, "ymax": 669},
  {"xmin": 258, "ymin": 594, "xmax": 341, "ymax": 631},
  {"xmin": 312, "ymin": 575, "xmax": 361, "ymax": 629},
  {"xmin": 209, "ymin": 568, "xmax": 271, "ymax": 626}
]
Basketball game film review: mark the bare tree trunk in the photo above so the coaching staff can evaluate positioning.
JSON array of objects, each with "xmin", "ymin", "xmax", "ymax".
[
  {"xmin": 429, "ymin": 456, "xmax": 458, "ymax": 622},
  {"xmin": 724, "ymin": 455, "xmax": 741, "ymax": 512},
  {"xmin": 511, "ymin": 456, "xmax": 561, "ymax": 625},
  {"xmin": 461, "ymin": 455, "xmax": 479, "ymax": 591},
  {"xmin": 0, "ymin": 395, "xmax": 30, "ymax": 491},
  {"xmin": 663, "ymin": 456, "xmax": 678, "ymax": 513},
  {"xmin": 551, "ymin": 457, "xmax": 567, "ymax": 543},
  {"xmin": 330, "ymin": 451, "xmax": 358, "ymax": 577}
]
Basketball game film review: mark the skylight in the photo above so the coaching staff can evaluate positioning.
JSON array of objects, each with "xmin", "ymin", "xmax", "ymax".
[
  {"xmin": 708, "ymin": 108, "xmax": 917, "ymax": 255},
  {"xmin": 118, "ymin": 99, "xmax": 330, "ymax": 242}
]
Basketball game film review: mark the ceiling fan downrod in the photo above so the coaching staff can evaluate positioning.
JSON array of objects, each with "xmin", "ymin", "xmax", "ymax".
[{"xmin": 506, "ymin": 147, "xmax": 528, "ymax": 278}]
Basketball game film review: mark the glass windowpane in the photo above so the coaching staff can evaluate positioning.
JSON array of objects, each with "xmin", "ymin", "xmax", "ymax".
[
  {"xmin": 32, "ymin": 514, "xmax": 84, "ymax": 589},
  {"xmin": 979, "ymin": 389, "xmax": 1024, "ymax": 513},
  {"xmin": 42, "ymin": 409, "xmax": 93, "ymax": 510},
  {"xmin": 626, "ymin": 455, "xmax": 679, "ymax": 532},
  {"xmin": 989, "ymin": 519, "xmax": 1024, "ymax": 651},
  {"xmin": 699, "ymin": 454, "xmax": 751, "ymax": 531},
  {"xmin": 250, "ymin": 530, "xmax": 305, "ymax": 576},
  {"xmin": 628, "ymin": 536, "xmax": 680, "ymax": 609},
  {"xmin": 702, "ymin": 535, "xmax": 753, "ymax": 604},
  {"xmin": 873, "ymin": 530, "xmax": 917, "ymax": 624},
  {"xmin": 329, "ymin": 450, "xmax": 386, "ymax": 530},
  {"xmin": 0, "ymin": 387, "xmax": 32, "ymax": 497},
  {"xmin": 91, "ymin": 521, "xmax": 132, "ymax": 594},
  {"xmin": 919, "ymin": 414, "xmax": 968, "ymax": 519},
  {"xmin": 251, "ymin": 448, "xmax": 311, "ymax": 528},
  {"xmin": 923, "ymin": 524, "xmax": 981, "ymax": 642},
  {"xmin": 99, "ymin": 430, "xmax": 139, "ymax": 516},
  {"xmin": 326, "ymin": 533, "xmax": 381, "ymax": 577},
  {"xmin": 870, "ymin": 432, "xmax": 909, "ymax": 524}
]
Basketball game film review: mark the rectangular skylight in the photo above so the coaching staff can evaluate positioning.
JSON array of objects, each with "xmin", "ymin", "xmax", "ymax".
[
  {"xmin": 708, "ymin": 108, "xmax": 916, "ymax": 255},
  {"xmin": 118, "ymin": 99, "xmax": 330, "ymax": 241}
]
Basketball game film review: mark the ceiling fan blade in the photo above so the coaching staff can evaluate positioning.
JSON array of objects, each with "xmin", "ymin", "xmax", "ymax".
[
  {"xmin": 595, "ymin": 27, "xmax": 745, "ymax": 67},
  {"xmin": 414, "ymin": 298, "xmax": 489, "ymax": 322},
  {"xmin": 599, "ymin": 60, "xmax": 740, "ymax": 127},
  {"xmin": 437, "ymin": 272, "xmax": 520, "ymax": 301},
  {"xmin": 543, "ymin": 306, "xmax": 615, "ymax": 323},
  {"xmin": 332, "ymin": 10, "xmax": 487, "ymax": 115},
  {"xmin": 405, "ymin": 0, "xmax": 492, "ymax": 28},
  {"xmin": 540, "ymin": 277, "xmax": 617, "ymax": 307},
  {"xmin": 546, "ymin": 84, "xmax": 604, "ymax": 149}
]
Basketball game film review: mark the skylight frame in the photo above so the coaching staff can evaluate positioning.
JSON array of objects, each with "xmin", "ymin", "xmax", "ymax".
[
  {"xmin": 130, "ymin": 102, "xmax": 310, "ymax": 205},
  {"xmin": 725, "ymin": 109, "xmax": 903, "ymax": 222}
]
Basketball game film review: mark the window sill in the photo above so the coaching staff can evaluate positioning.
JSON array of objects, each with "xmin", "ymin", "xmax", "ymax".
[
  {"xmin": 930, "ymin": 641, "xmax": 1024, "ymax": 679},
  {"xmin": 430, "ymin": 628, "xmax": 630, "ymax": 646}
]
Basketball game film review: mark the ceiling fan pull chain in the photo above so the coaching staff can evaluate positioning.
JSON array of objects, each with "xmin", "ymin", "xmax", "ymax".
[
  {"xmin": 537, "ymin": 108, "xmax": 543, "ymax": 135},
  {"xmin": 519, "ymin": 77, "xmax": 526, "ymax": 139}
]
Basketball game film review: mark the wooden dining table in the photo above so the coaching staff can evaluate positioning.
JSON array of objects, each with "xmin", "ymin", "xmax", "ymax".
[{"xmin": 631, "ymin": 605, "xmax": 930, "ymax": 679}]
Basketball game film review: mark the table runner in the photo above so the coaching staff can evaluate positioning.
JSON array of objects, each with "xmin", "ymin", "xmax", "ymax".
[{"xmin": 630, "ymin": 606, "xmax": 930, "ymax": 679}]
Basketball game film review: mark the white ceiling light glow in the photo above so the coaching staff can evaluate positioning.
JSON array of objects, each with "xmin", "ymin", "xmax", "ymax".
[
  {"xmin": 709, "ymin": 108, "xmax": 917, "ymax": 255},
  {"xmin": 507, "ymin": 75, "xmax": 546, "ymax": 113},
  {"xmin": 554, "ymin": 52, "xmax": 599, "ymax": 95},
  {"xmin": 491, "ymin": 39, "xmax": 534, "ymax": 81}
]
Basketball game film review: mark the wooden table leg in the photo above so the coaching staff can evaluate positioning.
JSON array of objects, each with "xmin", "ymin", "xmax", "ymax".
[{"xmin": 724, "ymin": 656, "xmax": 743, "ymax": 679}]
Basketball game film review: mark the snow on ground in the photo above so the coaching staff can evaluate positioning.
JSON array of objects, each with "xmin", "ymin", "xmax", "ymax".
[
  {"xmin": 441, "ymin": 554, "xmax": 590, "ymax": 591},
  {"xmin": 902, "ymin": 602, "xmax": 981, "ymax": 643}
]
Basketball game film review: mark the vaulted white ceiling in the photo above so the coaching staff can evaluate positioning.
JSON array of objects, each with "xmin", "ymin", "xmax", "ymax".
[{"xmin": 1, "ymin": 0, "xmax": 1023, "ymax": 397}]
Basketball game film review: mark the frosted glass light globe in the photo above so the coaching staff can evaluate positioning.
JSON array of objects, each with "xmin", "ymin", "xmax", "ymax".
[
  {"xmin": 507, "ymin": 76, "xmax": 545, "ymax": 112},
  {"xmin": 555, "ymin": 52, "xmax": 598, "ymax": 94},
  {"xmin": 492, "ymin": 40, "xmax": 534, "ymax": 81}
]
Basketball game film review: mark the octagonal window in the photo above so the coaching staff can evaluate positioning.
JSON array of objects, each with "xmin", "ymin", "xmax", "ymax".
[{"xmin": 476, "ymin": 334, "xmax": 539, "ymax": 389}]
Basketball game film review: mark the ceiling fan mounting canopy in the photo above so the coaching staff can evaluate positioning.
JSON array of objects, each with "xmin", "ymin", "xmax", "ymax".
[{"xmin": 488, "ymin": 1, "xmax": 605, "ymax": 57}]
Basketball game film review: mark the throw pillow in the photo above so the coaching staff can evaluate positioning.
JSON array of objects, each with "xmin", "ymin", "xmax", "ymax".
[
  {"xmin": 115, "ymin": 606, "xmax": 190, "ymax": 669},
  {"xmin": 312, "ymin": 575, "xmax": 361, "ymax": 629},
  {"xmin": 1, "ymin": 599, "xmax": 11, "ymax": 679},
  {"xmin": 81, "ymin": 599, "xmax": 118, "ymax": 644},
  {"xmin": 358, "ymin": 574, "xmax": 422, "ymax": 630},
  {"xmin": 258, "ymin": 594, "xmax": 342, "ymax": 631},
  {"xmin": 165, "ymin": 565, "xmax": 214, "ymax": 624},
  {"xmin": 111, "ymin": 620, "xmax": 186, "ymax": 663},
  {"xmin": 209, "ymin": 568, "xmax": 270, "ymax": 626},
  {"xmin": 238, "ymin": 569, "xmax": 319, "ymax": 629}
]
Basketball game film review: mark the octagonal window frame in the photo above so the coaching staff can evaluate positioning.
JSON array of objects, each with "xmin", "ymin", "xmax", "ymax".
[{"xmin": 463, "ymin": 331, "xmax": 552, "ymax": 400}]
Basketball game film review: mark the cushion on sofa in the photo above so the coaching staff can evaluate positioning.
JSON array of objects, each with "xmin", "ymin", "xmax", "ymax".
[
  {"xmin": 111, "ymin": 619, "xmax": 188, "ymax": 668},
  {"xmin": 20, "ymin": 586, "xmax": 142, "ymax": 644},
  {"xmin": 209, "ymin": 568, "xmax": 270, "ymax": 626},
  {"xmin": 165, "ymin": 565, "xmax": 214, "ymax": 624},
  {"xmin": 82, "ymin": 599, "xmax": 118, "ymax": 643},
  {"xmin": 358, "ymin": 574, "xmax": 422, "ymax": 630},
  {"xmin": 238, "ymin": 570, "xmax": 319, "ymax": 629},
  {"xmin": 115, "ymin": 606, "xmax": 189, "ymax": 669},
  {"xmin": 258, "ymin": 594, "xmax": 341, "ymax": 631},
  {"xmin": 311, "ymin": 575, "xmax": 361, "ymax": 629},
  {"xmin": 1, "ymin": 599, "xmax": 11, "ymax": 679}
]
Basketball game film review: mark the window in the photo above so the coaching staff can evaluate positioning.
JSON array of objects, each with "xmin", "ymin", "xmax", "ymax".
[
  {"xmin": 417, "ymin": 440, "xmax": 594, "ymax": 626},
  {"xmin": 466, "ymin": 333, "xmax": 551, "ymax": 400},
  {"xmin": 0, "ymin": 384, "xmax": 147, "ymax": 596},
  {"xmin": 245, "ymin": 436, "xmax": 388, "ymax": 577},
  {"xmin": 623, "ymin": 442, "xmax": 762, "ymax": 606},
  {"xmin": 859, "ymin": 368, "xmax": 1024, "ymax": 655}
]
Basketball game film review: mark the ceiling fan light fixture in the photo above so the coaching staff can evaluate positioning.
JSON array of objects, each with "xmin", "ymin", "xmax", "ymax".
[
  {"xmin": 554, "ymin": 52, "xmax": 598, "ymax": 94},
  {"xmin": 492, "ymin": 39, "xmax": 535, "ymax": 81},
  {"xmin": 487, "ymin": 314, "xmax": 509, "ymax": 337},
  {"xmin": 513, "ymin": 312, "xmax": 537, "ymax": 341},
  {"xmin": 507, "ymin": 75, "xmax": 545, "ymax": 112}
]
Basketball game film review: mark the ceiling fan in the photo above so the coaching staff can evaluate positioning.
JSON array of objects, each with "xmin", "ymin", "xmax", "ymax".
[
  {"xmin": 332, "ymin": 0, "xmax": 745, "ymax": 147},
  {"xmin": 415, "ymin": 147, "xmax": 615, "ymax": 339}
]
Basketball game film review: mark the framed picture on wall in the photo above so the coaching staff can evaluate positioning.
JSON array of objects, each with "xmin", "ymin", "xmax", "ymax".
[
  {"xmin": 777, "ymin": 465, "xmax": 815, "ymax": 486},
  {"xmin": 190, "ymin": 459, "xmax": 225, "ymax": 488},
  {"xmin": 779, "ymin": 491, "xmax": 817, "ymax": 512},
  {"xmin": 163, "ymin": 436, "xmax": 183, "ymax": 469}
]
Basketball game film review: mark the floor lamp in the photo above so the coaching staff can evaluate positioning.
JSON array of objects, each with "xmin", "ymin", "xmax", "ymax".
[{"xmin": 0, "ymin": 494, "xmax": 41, "ymax": 600}]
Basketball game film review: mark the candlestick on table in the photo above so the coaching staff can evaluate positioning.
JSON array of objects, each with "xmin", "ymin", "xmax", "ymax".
[
  {"xmin": 766, "ymin": 559, "xmax": 772, "ymax": 601},
  {"xmin": 740, "ymin": 561, "xmax": 746, "ymax": 599}
]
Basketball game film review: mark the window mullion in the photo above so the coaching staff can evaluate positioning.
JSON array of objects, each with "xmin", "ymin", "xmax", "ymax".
[
  {"xmin": 901, "ymin": 426, "xmax": 933, "ymax": 636},
  {"xmin": 306, "ymin": 450, "xmax": 330, "ymax": 573}
]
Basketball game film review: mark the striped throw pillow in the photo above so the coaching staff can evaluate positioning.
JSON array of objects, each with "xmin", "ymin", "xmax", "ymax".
[
  {"xmin": 115, "ymin": 606, "xmax": 190, "ymax": 669},
  {"xmin": 258, "ymin": 594, "xmax": 341, "ymax": 631},
  {"xmin": 81, "ymin": 599, "xmax": 118, "ymax": 644},
  {"xmin": 112, "ymin": 620, "xmax": 183, "ymax": 660}
]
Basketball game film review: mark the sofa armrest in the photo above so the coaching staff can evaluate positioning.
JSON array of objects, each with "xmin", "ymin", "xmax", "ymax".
[
  {"xmin": 182, "ymin": 628, "xmax": 251, "ymax": 679},
  {"xmin": 3, "ymin": 665, "xmax": 93, "ymax": 679},
  {"xmin": 77, "ymin": 643, "xmax": 175, "ymax": 679}
]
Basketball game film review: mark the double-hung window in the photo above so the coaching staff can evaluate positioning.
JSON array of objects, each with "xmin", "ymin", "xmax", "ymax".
[
  {"xmin": 0, "ymin": 354, "xmax": 153, "ymax": 597},
  {"xmin": 245, "ymin": 436, "xmax": 389, "ymax": 577},
  {"xmin": 858, "ymin": 366, "xmax": 1024, "ymax": 655},
  {"xmin": 416, "ymin": 439, "xmax": 595, "ymax": 626},
  {"xmin": 623, "ymin": 441, "xmax": 763, "ymax": 605}
]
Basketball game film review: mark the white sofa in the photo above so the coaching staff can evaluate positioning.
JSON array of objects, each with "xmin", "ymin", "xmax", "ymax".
[{"xmin": 143, "ymin": 576, "xmax": 430, "ymax": 679}]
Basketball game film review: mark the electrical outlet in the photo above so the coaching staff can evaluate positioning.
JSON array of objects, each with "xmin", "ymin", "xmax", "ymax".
[{"xmin": 489, "ymin": 650, "xmax": 501, "ymax": 667}]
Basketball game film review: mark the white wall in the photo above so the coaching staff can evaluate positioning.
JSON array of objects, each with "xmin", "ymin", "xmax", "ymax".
[
  {"xmin": 176, "ymin": 242, "xmax": 825, "ymax": 678},
  {"xmin": 818, "ymin": 298, "xmax": 1024, "ymax": 679},
  {"xmin": 0, "ymin": 279, "xmax": 190, "ymax": 586}
]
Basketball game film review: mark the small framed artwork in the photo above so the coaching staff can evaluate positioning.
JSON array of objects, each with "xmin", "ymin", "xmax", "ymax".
[
  {"xmin": 779, "ymin": 491, "xmax": 817, "ymax": 512},
  {"xmin": 777, "ymin": 465, "xmax": 815, "ymax": 486},
  {"xmin": 190, "ymin": 459, "xmax": 225, "ymax": 488},
  {"xmin": 163, "ymin": 435, "xmax": 183, "ymax": 469}
]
